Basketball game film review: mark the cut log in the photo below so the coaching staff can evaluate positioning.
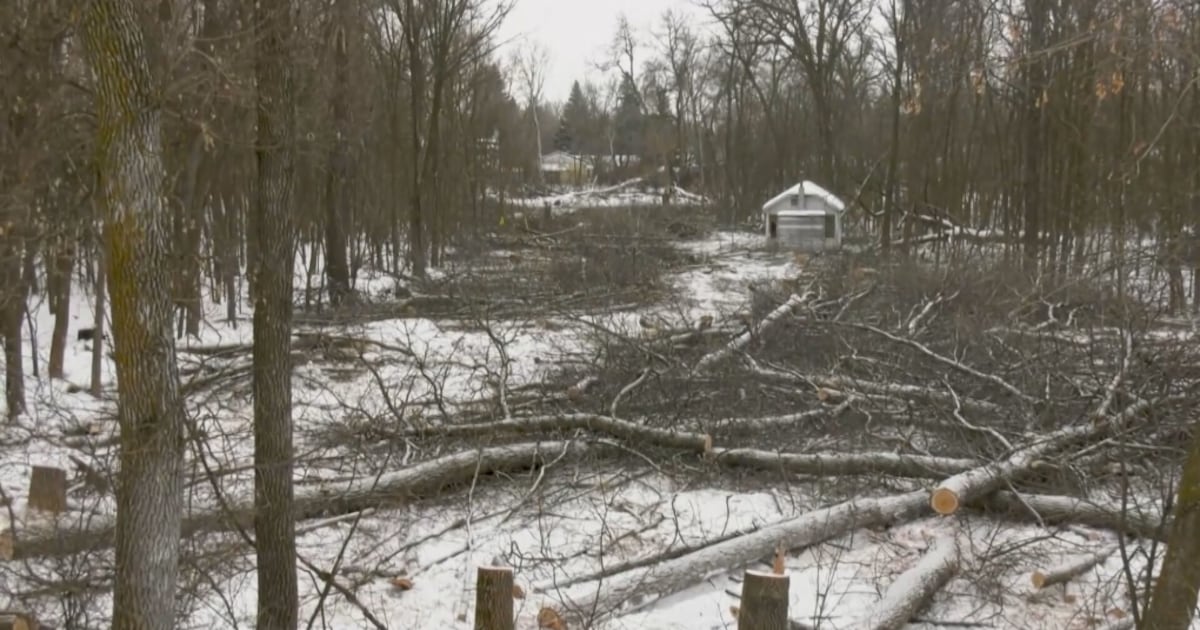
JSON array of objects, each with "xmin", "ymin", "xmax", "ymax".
[
  {"xmin": 929, "ymin": 397, "xmax": 1163, "ymax": 515},
  {"xmin": 854, "ymin": 533, "xmax": 960, "ymax": 630},
  {"xmin": 738, "ymin": 570, "xmax": 790, "ymax": 630},
  {"xmin": 474, "ymin": 566, "xmax": 515, "ymax": 630},
  {"xmin": 1031, "ymin": 544, "xmax": 1118, "ymax": 589},
  {"xmin": 711, "ymin": 449, "xmax": 978, "ymax": 480},
  {"xmin": 9, "ymin": 441, "xmax": 587, "ymax": 560},
  {"xmin": 978, "ymin": 491, "xmax": 1169, "ymax": 542},
  {"xmin": 0, "ymin": 612, "xmax": 36, "ymax": 630},
  {"xmin": 551, "ymin": 491, "xmax": 928, "ymax": 619},
  {"xmin": 405, "ymin": 413, "xmax": 712, "ymax": 454},
  {"xmin": 696, "ymin": 292, "xmax": 812, "ymax": 371}
]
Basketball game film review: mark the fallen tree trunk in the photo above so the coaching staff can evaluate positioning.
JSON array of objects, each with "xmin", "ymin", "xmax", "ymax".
[
  {"xmin": 929, "ymin": 398, "xmax": 1162, "ymax": 515},
  {"xmin": 854, "ymin": 532, "xmax": 961, "ymax": 630},
  {"xmin": 710, "ymin": 448, "xmax": 978, "ymax": 480},
  {"xmin": 548, "ymin": 490, "xmax": 929, "ymax": 620},
  {"xmin": 978, "ymin": 491, "xmax": 1169, "ymax": 542},
  {"xmin": 8, "ymin": 440, "xmax": 586, "ymax": 560},
  {"xmin": 405, "ymin": 413, "xmax": 713, "ymax": 454},
  {"xmin": 1031, "ymin": 544, "xmax": 1118, "ymax": 589},
  {"xmin": 695, "ymin": 292, "xmax": 812, "ymax": 372}
]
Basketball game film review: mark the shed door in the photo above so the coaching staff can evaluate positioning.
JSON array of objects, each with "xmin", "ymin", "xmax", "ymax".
[{"xmin": 777, "ymin": 216, "xmax": 825, "ymax": 251}]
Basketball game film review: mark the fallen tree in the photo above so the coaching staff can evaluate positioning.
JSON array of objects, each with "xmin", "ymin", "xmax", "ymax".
[
  {"xmin": 7, "ymin": 440, "xmax": 587, "ymax": 560},
  {"xmin": 853, "ymin": 532, "xmax": 961, "ymax": 630},
  {"xmin": 695, "ymin": 291, "xmax": 813, "ymax": 372},
  {"xmin": 1031, "ymin": 544, "xmax": 1118, "ymax": 590},
  {"xmin": 978, "ymin": 491, "xmax": 1170, "ymax": 542},
  {"xmin": 544, "ymin": 490, "xmax": 930, "ymax": 621}
]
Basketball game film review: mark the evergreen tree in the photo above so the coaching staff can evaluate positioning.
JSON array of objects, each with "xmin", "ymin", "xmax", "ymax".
[
  {"xmin": 613, "ymin": 74, "xmax": 644, "ymax": 159},
  {"xmin": 556, "ymin": 81, "xmax": 588, "ymax": 153}
]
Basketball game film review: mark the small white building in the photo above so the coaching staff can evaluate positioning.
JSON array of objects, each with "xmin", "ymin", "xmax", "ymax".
[{"xmin": 762, "ymin": 181, "xmax": 846, "ymax": 251}]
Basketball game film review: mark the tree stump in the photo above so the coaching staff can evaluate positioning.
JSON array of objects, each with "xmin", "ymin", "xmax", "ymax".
[
  {"xmin": 738, "ymin": 570, "xmax": 790, "ymax": 630},
  {"xmin": 0, "ymin": 611, "xmax": 38, "ymax": 630},
  {"xmin": 474, "ymin": 566, "xmax": 514, "ymax": 630},
  {"xmin": 28, "ymin": 466, "xmax": 67, "ymax": 514}
]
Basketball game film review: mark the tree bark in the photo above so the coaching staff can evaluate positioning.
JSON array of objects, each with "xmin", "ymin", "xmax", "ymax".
[
  {"xmin": 252, "ymin": 0, "xmax": 299, "ymax": 626},
  {"xmin": 474, "ymin": 566, "xmax": 515, "ymax": 630},
  {"xmin": 89, "ymin": 237, "xmax": 107, "ymax": 398},
  {"xmin": 1140, "ymin": 422, "xmax": 1200, "ymax": 630},
  {"xmin": 738, "ymin": 571, "xmax": 790, "ymax": 630},
  {"xmin": 81, "ymin": 1, "xmax": 187, "ymax": 628}
]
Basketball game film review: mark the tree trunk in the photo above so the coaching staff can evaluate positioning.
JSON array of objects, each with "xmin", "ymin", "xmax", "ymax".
[
  {"xmin": 81, "ymin": 1, "xmax": 187, "ymax": 628},
  {"xmin": 1, "ymin": 238, "xmax": 25, "ymax": 420},
  {"xmin": 48, "ymin": 239, "xmax": 74, "ymax": 380},
  {"xmin": 1140, "ymin": 423, "xmax": 1200, "ymax": 630},
  {"xmin": 323, "ymin": 0, "xmax": 352, "ymax": 306},
  {"xmin": 1021, "ymin": 0, "xmax": 1047, "ymax": 273},
  {"xmin": 252, "ymin": 0, "xmax": 299, "ymax": 625}
]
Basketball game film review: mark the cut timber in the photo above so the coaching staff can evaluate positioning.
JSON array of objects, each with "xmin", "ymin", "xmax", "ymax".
[
  {"xmin": 27, "ymin": 466, "xmax": 67, "ymax": 514},
  {"xmin": 474, "ymin": 566, "xmax": 515, "ymax": 630},
  {"xmin": 1031, "ymin": 545, "xmax": 1118, "ymax": 589},
  {"xmin": 738, "ymin": 570, "xmax": 790, "ymax": 630},
  {"xmin": 0, "ymin": 612, "xmax": 37, "ymax": 630},
  {"xmin": 410, "ymin": 413, "xmax": 711, "ymax": 454},
  {"xmin": 10, "ymin": 441, "xmax": 587, "ymax": 560},
  {"xmin": 978, "ymin": 492, "xmax": 1169, "ymax": 542},
  {"xmin": 854, "ymin": 533, "xmax": 960, "ymax": 630},
  {"xmin": 553, "ymin": 491, "xmax": 928, "ymax": 618},
  {"xmin": 0, "ymin": 531, "xmax": 11, "ymax": 560},
  {"xmin": 711, "ymin": 449, "xmax": 977, "ymax": 480},
  {"xmin": 929, "ymin": 397, "xmax": 1162, "ymax": 515},
  {"xmin": 695, "ymin": 292, "xmax": 812, "ymax": 371}
]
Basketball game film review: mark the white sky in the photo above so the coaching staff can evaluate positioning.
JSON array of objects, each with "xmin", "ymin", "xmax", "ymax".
[{"xmin": 495, "ymin": 0, "xmax": 711, "ymax": 104}]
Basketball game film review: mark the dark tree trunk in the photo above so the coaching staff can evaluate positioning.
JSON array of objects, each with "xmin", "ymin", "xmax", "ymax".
[
  {"xmin": 81, "ymin": 1, "xmax": 187, "ymax": 629},
  {"xmin": 2, "ymin": 238, "xmax": 25, "ymax": 420},
  {"xmin": 323, "ymin": 0, "xmax": 353, "ymax": 306},
  {"xmin": 1021, "ymin": 0, "xmax": 1047, "ymax": 273},
  {"xmin": 1140, "ymin": 423, "xmax": 1200, "ymax": 630},
  {"xmin": 252, "ymin": 0, "xmax": 299, "ymax": 626}
]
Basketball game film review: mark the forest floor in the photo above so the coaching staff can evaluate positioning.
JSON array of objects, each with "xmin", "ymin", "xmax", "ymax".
[{"xmin": 0, "ymin": 204, "xmax": 1196, "ymax": 630}]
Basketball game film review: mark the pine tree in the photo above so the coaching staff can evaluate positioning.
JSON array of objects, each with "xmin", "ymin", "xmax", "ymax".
[
  {"xmin": 556, "ymin": 81, "xmax": 588, "ymax": 153},
  {"xmin": 614, "ymin": 74, "xmax": 644, "ymax": 159}
]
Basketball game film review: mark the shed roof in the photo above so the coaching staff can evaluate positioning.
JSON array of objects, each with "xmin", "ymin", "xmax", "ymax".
[{"xmin": 762, "ymin": 181, "xmax": 846, "ymax": 212}]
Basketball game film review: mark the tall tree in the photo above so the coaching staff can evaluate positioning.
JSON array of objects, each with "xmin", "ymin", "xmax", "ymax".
[
  {"xmin": 81, "ymin": 0, "xmax": 187, "ymax": 628},
  {"xmin": 324, "ymin": 0, "xmax": 354, "ymax": 306},
  {"xmin": 252, "ymin": 0, "xmax": 299, "ymax": 625}
]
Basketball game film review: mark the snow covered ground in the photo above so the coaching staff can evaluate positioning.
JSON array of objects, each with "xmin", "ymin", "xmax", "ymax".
[{"xmin": 0, "ymin": 228, "xmax": 1183, "ymax": 629}]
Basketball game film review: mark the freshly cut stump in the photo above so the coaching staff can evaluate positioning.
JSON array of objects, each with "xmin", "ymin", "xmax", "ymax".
[
  {"xmin": 738, "ymin": 570, "xmax": 790, "ymax": 630},
  {"xmin": 475, "ymin": 566, "xmax": 515, "ymax": 630},
  {"xmin": 0, "ymin": 612, "xmax": 37, "ymax": 630}
]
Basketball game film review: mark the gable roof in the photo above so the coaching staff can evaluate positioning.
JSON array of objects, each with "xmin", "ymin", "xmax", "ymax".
[{"xmin": 762, "ymin": 180, "xmax": 846, "ymax": 212}]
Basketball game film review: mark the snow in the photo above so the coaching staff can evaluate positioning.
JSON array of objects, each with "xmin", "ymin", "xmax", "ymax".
[
  {"xmin": 0, "ymin": 229, "xmax": 1188, "ymax": 630},
  {"xmin": 507, "ymin": 178, "xmax": 710, "ymax": 213}
]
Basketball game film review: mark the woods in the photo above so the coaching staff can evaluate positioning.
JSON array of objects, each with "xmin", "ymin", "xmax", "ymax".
[{"xmin": 0, "ymin": 0, "xmax": 1199, "ymax": 628}]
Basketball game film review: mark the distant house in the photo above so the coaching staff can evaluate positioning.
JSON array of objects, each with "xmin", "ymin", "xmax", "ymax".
[
  {"xmin": 540, "ymin": 151, "xmax": 591, "ymax": 185},
  {"xmin": 762, "ymin": 181, "xmax": 846, "ymax": 251}
]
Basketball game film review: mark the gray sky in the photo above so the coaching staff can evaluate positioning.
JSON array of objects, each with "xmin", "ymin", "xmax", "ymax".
[{"xmin": 496, "ymin": 0, "xmax": 710, "ymax": 104}]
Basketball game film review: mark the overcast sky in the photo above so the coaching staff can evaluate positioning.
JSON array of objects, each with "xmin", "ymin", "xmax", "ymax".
[{"xmin": 496, "ymin": 0, "xmax": 711, "ymax": 104}]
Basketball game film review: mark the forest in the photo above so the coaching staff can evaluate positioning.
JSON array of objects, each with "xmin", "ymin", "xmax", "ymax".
[{"xmin": 1, "ymin": 0, "xmax": 1199, "ymax": 629}]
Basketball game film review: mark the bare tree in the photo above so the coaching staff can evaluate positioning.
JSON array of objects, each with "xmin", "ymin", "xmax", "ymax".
[
  {"xmin": 81, "ymin": 0, "xmax": 187, "ymax": 628},
  {"xmin": 512, "ymin": 39, "xmax": 549, "ymax": 185}
]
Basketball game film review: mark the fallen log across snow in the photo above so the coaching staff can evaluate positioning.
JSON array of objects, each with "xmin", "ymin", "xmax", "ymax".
[
  {"xmin": 710, "ymin": 449, "xmax": 978, "ymax": 480},
  {"xmin": 7, "ymin": 440, "xmax": 587, "ymax": 560},
  {"xmin": 929, "ymin": 397, "xmax": 1164, "ymax": 515},
  {"xmin": 1031, "ymin": 544, "xmax": 1118, "ymax": 589},
  {"xmin": 695, "ymin": 291, "xmax": 813, "ymax": 372},
  {"xmin": 546, "ymin": 490, "xmax": 929, "ymax": 620},
  {"xmin": 977, "ymin": 491, "xmax": 1170, "ymax": 542},
  {"xmin": 853, "ymin": 532, "xmax": 961, "ymax": 630},
  {"xmin": 404, "ymin": 413, "xmax": 713, "ymax": 454}
]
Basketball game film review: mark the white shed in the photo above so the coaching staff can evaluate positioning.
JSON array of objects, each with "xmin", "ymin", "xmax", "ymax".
[{"xmin": 762, "ymin": 181, "xmax": 846, "ymax": 251}]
